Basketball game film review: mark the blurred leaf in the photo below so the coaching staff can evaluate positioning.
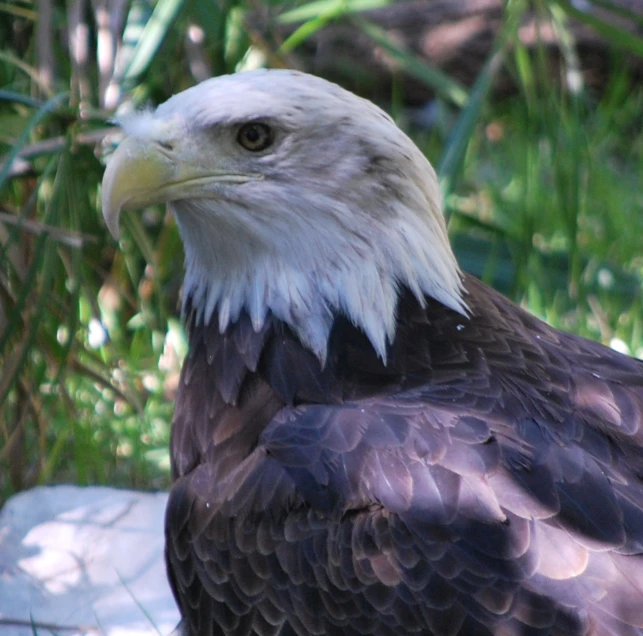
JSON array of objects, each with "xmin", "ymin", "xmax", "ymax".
[
  {"xmin": 439, "ymin": 49, "xmax": 504, "ymax": 201},
  {"xmin": 278, "ymin": 0, "xmax": 390, "ymax": 54},
  {"xmin": 0, "ymin": 90, "xmax": 42, "ymax": 108},
  {"xmin": 119, "ymin": 0, "xmax": 185, "ymax": 86},
  {"xmin": 0, "ymin": 212, "xmax": 96, "ymax": 248},
  {"xmin": 0, "ymin": 2, "xmax": 37, "ymax": 20},
  {"xmin": 279, "ymin": 3, "xmax": 348, "ymax": 54},
  {"xmin": 0, "ymin": 92, "xmax": 67, "ymax": 191},
  {"xmin": 0, "ymin": 51, "xmax": 54, "ymax": 95},
  {"xmin": 570, "ymin": 0, "xmax": 643, "ymax": 28},
  {"xmin": 353, "ymin": 17, "xmax": 469, "ymax": 108},
  {"xmin": 554, "ymin": 0, "xmax": 643, "ymax": 57},
  {"xmin": 278, "ymin": 0, "xmax": 389, "ymax": 24}
]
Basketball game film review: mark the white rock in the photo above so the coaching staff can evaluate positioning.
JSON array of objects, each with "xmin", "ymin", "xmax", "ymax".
[{"xmin": 0, "ymin": 486, "xmax": 180, "ymax": 635}]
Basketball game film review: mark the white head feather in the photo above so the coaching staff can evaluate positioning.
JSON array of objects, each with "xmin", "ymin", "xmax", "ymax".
[{"xmin": 120, "ymin": 70, "xmax": 467, "ymax": 362}]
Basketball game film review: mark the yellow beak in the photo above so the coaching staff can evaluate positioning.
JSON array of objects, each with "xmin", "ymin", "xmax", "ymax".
[
  {"xmin": 101, "ymin": 134, "xmax": 262, "ymax": 239},
  {"xmin": 101, "ymin": 137, "xmax": 178, "ymax": 239}
]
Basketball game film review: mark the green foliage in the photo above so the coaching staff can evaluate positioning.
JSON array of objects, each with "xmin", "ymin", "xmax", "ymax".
[
  {"xmin": 0, "ymin": 0, "xmax": 641, "ymax": 498},
  {"xmin": 445, "ymin": 4, "xmax": 643, "ymax": 351}
]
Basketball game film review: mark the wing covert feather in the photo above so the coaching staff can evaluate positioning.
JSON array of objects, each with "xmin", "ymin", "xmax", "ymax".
[{"xmin": 167, "ymin": 277, "xmax": 643, "ymax": 635}]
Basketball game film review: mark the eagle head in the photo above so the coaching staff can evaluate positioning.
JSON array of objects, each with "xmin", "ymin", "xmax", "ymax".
[{"xmin": 101, "ymin": 69, "xmax": 466, "ymax": 362}]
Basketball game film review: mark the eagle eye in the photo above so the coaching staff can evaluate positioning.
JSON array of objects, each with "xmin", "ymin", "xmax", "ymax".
[{"xmin": 237, "ymin": 123, "xmax": 274, "ymax": 152}]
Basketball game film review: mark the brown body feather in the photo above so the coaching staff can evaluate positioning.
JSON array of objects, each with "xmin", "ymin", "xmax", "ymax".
[{"xmin": 166, "ymin": 273, "xmax": 643, "ymax": 636}]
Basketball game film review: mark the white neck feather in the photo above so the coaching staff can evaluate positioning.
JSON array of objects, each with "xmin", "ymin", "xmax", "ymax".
[{"xmin": 173, "ymin": 169, "xmax": 467, "ymax": 364}]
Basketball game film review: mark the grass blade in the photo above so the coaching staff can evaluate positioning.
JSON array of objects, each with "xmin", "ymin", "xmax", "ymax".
[
  {"xmin": 119, "ymin": 0, "xmax": 185, "ymax": 85},
  {"xmin": 438, "ymin": 48, "xmax": 504, "ymax": 201},
  {"xmin": 554, "ymin": 0, "xmax": 643, "ymax": 57},
  {"xmin": 0, "ymin": 92, "xmax": 67, "ymax": 191},
  {"xmin": 353, "ymin": 17, "xmax": 469, "ymax": 108},
  {"xmin": 278, "ymin": 0, "xmax": 390, "ymax": 24}
]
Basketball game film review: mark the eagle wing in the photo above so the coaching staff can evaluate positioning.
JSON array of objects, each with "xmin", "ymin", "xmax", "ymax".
[{"xmin": 166, "ymin": 278, "xmax": 643, "ymax": 636}]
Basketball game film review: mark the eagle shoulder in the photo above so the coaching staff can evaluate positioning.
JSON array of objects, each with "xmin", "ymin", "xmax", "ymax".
[{"xmin": 167, "ymin": 275, "xmax": 643, "ymax": 635}]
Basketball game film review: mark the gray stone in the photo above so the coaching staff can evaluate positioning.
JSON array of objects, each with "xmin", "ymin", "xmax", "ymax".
[{"xmin": 0, "ymin": 486, "xmax": 180, "ymax": 635}]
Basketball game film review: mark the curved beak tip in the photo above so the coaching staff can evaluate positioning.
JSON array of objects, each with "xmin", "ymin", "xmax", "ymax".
[
  {"xmin": 100, "ymin": 135, "xmax": 177, "ymax": 241},
  {"xmin": 104, "ymin": 205, "xmax": 121, "ymax": 240},
  {"xmin": 101, "ymin": 148, "xmax": 127, "ymax": 241}
]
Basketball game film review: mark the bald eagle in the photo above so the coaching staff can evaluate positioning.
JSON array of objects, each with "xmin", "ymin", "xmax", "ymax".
[{"xmin": 102, "ymin": 70, "xmax": 643, "ymax": 636}]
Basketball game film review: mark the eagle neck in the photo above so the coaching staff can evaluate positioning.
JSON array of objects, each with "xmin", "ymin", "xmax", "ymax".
[{"xmin": 176, "ymin": 221, "xmax": 467, "ymax": 366}]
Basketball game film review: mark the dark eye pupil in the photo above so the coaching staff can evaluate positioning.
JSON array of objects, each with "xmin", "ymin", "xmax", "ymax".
[
  {"xmin": 238, "ymin": 123, "xmax": 273, "ymax": 151},
  {"xmin": 246, "ymin": 127, "xmax": 260, "ymax": 142}
]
